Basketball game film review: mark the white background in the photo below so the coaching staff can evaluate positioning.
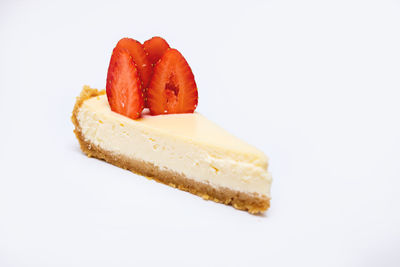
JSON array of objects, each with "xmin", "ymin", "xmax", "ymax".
[{"xmin": 1, "ymin": 0, "xmax": 399, "ymax": 266}]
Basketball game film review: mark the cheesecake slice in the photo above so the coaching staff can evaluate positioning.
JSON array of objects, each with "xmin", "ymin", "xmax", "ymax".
[{"xmin": 72, "ymin": 86, "xmax": 272, "ymax": 213}]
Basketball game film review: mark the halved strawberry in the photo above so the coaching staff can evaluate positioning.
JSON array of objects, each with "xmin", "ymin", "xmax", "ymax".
[
  {"xmin": 106, "ymin": 47, "xmax": 144, "ymax": 119},
  {"xmin": 143, "ymin": 37, "xmax": 170, "ymax": 66},
  {"xmin": 147, "ymin": 49, "xmax": 198, "ymax": 115},
  {"xmin": 116, "ymin": 38, "xmax": 152, "ymax": 89}
]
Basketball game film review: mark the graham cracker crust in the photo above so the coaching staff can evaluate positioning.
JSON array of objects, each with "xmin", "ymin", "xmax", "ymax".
[{"xmin": 71, "ymin": 86, "xmax": 270, "ymax": 214}]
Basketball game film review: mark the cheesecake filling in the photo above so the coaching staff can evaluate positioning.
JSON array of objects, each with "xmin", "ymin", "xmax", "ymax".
[{"xmin": 76, "ymin": 95, "xmax": 272, "ymax": 197}]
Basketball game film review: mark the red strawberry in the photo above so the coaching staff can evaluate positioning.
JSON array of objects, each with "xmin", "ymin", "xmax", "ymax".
[
  {"xmin": 143, "ymin": 37, "xmax": 170, "ymax": 66},
  {"xmin": 116, "ymin": 38, "xmax": 152, "ymax": 89},
  {"xmin": 147, "ymin": 49, "xmax": 198, "ymax": 115},
  {"xmin": 106, "ymin": 47, "xmax": 144, "ymax": 119}
]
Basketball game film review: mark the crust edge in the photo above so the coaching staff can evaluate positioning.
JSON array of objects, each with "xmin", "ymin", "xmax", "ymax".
[{"xmin": 71, "ymin": 86, "xmax": 270, "ymax": 214}]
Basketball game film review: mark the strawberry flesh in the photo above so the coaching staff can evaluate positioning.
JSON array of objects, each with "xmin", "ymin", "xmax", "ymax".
[
  {"xmin": 106, "ymin": 47, "xmax": 144, "ymax": 119},
  {"xmin": 116, "ymin": 38, "xmax": 152, "ymax": 89},
  {"xmin": 147, "ymin": 48, "xmax": 198, "ymax": 115},
  {"xmin": 143, "ymin": 37, "xmax": 170, "ymax": 66}
]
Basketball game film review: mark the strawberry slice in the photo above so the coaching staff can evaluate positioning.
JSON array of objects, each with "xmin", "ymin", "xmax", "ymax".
[
  {"xmin": 106, "ymin": 47, "xmax": 144, "ymax": 119},
  {"xmin": 147, "ymin": 48, "xmax": 198, "ymax": 115},
  {"xmin": 116, "ymin": 38, "xmax": 152, "ymax": 89},
  {"xmin": 143, "ymin": 37, "xmax": 170, "ymax": 66}
]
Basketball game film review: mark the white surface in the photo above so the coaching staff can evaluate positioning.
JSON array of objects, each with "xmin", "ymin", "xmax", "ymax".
[{"xmin": 1, "ymin": 0, "xmax": 399, "ymax": 266}]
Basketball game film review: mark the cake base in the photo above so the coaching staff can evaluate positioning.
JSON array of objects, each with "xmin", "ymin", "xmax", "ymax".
[{"xmin": 72, "ymin": 86, "xmax": 270, "ymax": 214}]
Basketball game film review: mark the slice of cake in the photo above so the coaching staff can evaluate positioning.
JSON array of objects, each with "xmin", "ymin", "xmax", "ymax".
[
  {"xmin": 71, "ymin": 36, "xmax": 272, "ymax": 213},
  {"xmin": 72, "ymin": 86, "xmax": 271, "ymax": 213}
]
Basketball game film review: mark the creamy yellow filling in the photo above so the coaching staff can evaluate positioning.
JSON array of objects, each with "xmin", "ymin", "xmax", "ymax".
[{"xmin": 77, "ymin": 95, "xmax": 272, "ymax": 196}]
